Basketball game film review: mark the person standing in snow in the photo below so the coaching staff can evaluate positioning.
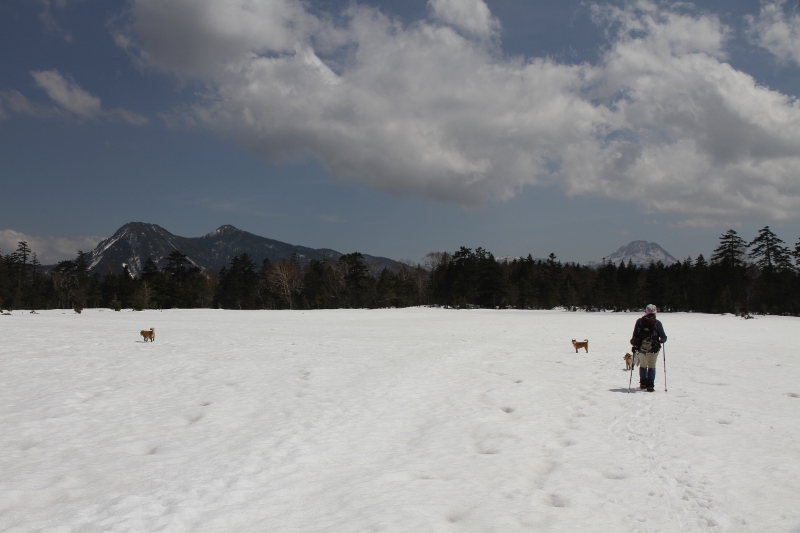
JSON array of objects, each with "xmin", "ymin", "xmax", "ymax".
[{"xmin": 631, "ymin": 304, "xmax": 667, "ymax": 392}]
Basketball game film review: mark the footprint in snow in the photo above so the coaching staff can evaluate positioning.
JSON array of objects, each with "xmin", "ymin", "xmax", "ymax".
[
  {"xmin": 546, "ymin": 493, "xmax": 570, "ymax": 507},
  {"xmin": 602, "ymin": 468, "xmax": 627, "ymax": 480}
]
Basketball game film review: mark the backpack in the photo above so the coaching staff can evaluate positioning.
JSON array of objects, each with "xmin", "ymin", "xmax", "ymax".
[{"xmin": 634, "ymin": 315, "xmax": 661, "ymax": 354}]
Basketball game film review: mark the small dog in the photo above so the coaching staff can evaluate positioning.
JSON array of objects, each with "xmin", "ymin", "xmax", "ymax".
[
  {"xmin": 624, "ymin": 352, "xmax": 634, "ymax": 370},
  {"xmin": 140, "ymin": 327, "xmax": 155, "ymax": 342},
  {"xmin": 572, "ymin": 339, "xmax": 589, "ymax": 353}
]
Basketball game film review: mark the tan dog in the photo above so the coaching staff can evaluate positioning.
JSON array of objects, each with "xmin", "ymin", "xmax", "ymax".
[
  {"xmin": 140, "ymin": 327, "xmax": 155, "ymax": 342},
  {"xmin": 572, "ymin": 339, "xmax": 588, "ymax": 353},
  {"xmin": 624, "ymin": 352, "xmax": 634, "ymax": 370}
]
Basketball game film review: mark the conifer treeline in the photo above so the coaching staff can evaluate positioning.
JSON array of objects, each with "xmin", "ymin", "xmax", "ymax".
[{"xmin": 1, "ymin": 226, "xmax": 799, "ymax": 314}]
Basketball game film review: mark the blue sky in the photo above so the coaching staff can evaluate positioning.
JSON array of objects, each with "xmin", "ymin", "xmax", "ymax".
[{"xmin": 1, "ymin": 0, "xmax": 800, "ymax": 264}]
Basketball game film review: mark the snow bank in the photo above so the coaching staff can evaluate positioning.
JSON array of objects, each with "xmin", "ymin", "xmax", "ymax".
[{"xmin": 1, "ymin": 308, "xmax": 798, "ymax": 532}]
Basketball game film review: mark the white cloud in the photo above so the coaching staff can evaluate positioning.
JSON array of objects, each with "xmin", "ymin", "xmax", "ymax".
[
  {"xmin": 428, "ymin": 0, "xmax": 500, "ymax": 39},
  {"xmin": 119, "ymin": 0, "xmax": 800, "ymax": 224},
  {"xmin": 23, "ymin": 70, "xmax": 149, "ymax": 125},
  {"xmin": 747, "ymin": 0, "xmax": 800, "ymax": 66},
  {"xmin": 32, "ymin": 70, "xmax": 103, "ymax": 117},
  {"xmin": 0, "ymin": 90, "xmax": 63, "ymax": 120},
  {"xmin": 37, "ymin": 0, "xmax": 74, "ymax": 42},
  {"xmin": 0, "ymin": 230, "xmax": 102, "ymax": 264}
]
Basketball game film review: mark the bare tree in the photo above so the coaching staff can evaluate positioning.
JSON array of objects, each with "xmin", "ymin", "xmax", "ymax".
[
  {"xmin": 413, "ymin": 265, "xmax": 429, "ymax": 303},
  {"xmin": 365, "ymin": 258, "xmax": 384, "ymax": 278},
  {"xmin": 324, "ymin": 260, "xmax": 346, "ymax": 302},
  {"xmin": 269, "ymin": 260, "xmax": 304, "ymax": 309},
  {"xmin": 423, "ymin": 251, "xmax": 450, "ymax": 272},
  {"xmin": 133, "ymin": 281, "xmax": 155, "ymax": 310}
]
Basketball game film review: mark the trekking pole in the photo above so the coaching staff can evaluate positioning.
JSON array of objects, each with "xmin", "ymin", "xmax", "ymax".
[
  {"xmin": 628, "ymin": 350, "xmax": 635, "ymax": 393},
  {"xmin": 663, "ymin": 344, "xmax": 667, "ymax": 392}
]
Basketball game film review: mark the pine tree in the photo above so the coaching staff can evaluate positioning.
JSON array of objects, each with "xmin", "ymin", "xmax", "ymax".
[
  {"xmin": 749, "ymin": 226, "xmax": 793, "ymax": 272},
  {"xmin": 166, "ymin": 250, "xmax": 190, "ymax": 273},
  {"xmin": 711, "ymin": 229, "xmax": 747, "ymax": 268},
  {"xmin": 794, "ymin": 238, "xmax": 800, "ymax": 268},
  {"xmin": 142, "ymin": 257, "xmax": 159, "ymax": 280},
  {"xmin": 340, "ymin": 252, "xmax": 372, "ymax": 308},
  {"xmin": 8, "ymin": 242, "xmax": 34, "ymax": 309},
  {"xmin": 12, "ymin": 241, "xmax": 32, "ymax": 271}
]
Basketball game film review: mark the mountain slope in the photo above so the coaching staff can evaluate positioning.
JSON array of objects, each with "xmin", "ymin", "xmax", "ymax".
[{"xmin": 87, "ymin": 222, "xmax": 397, "ymax": 276}]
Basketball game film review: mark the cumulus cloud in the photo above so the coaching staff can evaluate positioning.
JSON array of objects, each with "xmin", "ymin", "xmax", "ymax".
[
  {"xmin": 428, "ymin": 0, "xmax": 500, "ymax": 39},
  {"xmin": 118, "ymin": 0, "xmax": 800, "ymax": 224},
  {"xmin": 0, "ymin": 230, "xmax": 102, "ymax": 265},
  {"xmin": 747, "ymin": 0, "xmax": 800, "ymax": 66},
  {"xmin": 115, "ymin": 0, "xmax": 327, "ymax": 77}
]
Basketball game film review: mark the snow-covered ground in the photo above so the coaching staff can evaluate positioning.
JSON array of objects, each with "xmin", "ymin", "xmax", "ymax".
[{"xmin": 1, "ymin": 308, "xmax": 799, "ymax": 532}]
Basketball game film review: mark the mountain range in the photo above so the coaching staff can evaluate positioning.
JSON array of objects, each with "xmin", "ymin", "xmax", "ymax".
[
  {"xmin": 65, "ymin": 223, "xmax": 676, "ymax": 276},
  {"xmin": 83, "ymin": 222, "xmax": 399, "ymax": 277}
]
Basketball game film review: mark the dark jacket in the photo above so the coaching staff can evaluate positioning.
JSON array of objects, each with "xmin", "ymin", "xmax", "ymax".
[{"xmin": 631, "ymin": 315, "xmax": 667, "ymax": 351}]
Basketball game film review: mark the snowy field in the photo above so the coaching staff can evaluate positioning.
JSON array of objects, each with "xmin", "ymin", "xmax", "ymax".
[{"xmin": 1, "ymin": 308, "xmax": 799, "ymax": 532}]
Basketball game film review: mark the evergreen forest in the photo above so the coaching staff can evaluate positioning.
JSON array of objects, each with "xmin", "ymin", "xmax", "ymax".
[{"xmin": 2, "ymin": 227, "xmax": 799, "ymax": 315}]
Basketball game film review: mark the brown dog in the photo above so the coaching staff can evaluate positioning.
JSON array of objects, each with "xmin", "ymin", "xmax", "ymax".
[
  {"xmin": 572, "ymin": 339, "xmax": 588, "ymax": 353},
  {"xmin": 624, "ymin": 352, "xmax": 634, "ymax": 370},
  {"xmin": 140, "ymin": 327, "xmax": 155, "ymax": 342}
]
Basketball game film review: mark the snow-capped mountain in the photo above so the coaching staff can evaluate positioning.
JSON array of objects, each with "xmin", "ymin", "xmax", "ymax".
[
  {"xmin": 585, "ymin": 240, "xmax": 678, "ymax": 268},
  {"xmin": 85, "ymin": 222, "xmax": 398, "ymax": 276}
]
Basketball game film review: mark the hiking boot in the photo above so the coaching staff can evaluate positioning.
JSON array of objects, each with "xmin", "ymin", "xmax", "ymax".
[
  {"xmin": 646, "ymin": 387, "xmax": 655, "ymax": 392},
  {"xmin": 639, "ymin": 382, "xmax": 646, "ymax": 389}
]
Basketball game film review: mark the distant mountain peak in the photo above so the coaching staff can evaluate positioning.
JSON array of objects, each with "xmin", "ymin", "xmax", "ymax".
[
  {"xmin": 118, "ymin": 221, "xmax": 166, "ymax": 232},
  {"xmin": 586, "ymin": 240, "xmax": 678, "ymax": 268},
  {"xmin": 204, "ymin": 224, "xmax": 241, "ymax": 238}
]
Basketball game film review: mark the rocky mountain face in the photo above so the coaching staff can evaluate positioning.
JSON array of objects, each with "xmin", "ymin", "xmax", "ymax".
[
  {"xmin": 585, "ymin": 240, "xmax": 679, "ymax": 268},
  {"xmin": 86, "ymin": 222, "xmax": 398, "ymax": 276}
]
